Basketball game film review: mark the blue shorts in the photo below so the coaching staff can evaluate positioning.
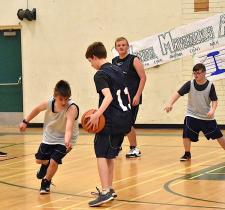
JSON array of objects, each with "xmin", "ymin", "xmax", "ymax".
[
  {"xmin": 183, "ymin": 116, "xmax": 223, "ymax": 142},
  {"xmin": 35, "ymin": 143, "xmax": 67, "ymax": 164},
  {"xmin": 94, "ymin": 134, "xmax": 124, "ymax": 159}
]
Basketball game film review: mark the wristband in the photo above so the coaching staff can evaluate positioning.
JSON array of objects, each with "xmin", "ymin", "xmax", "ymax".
[{"xmin": 23, "ymin": 119, "xmax": 28, "ymax": 125}]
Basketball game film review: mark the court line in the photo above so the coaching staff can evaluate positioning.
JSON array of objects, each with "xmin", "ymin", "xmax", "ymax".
[
  {"xmin": 52, "ymin": 153, "xmax": 225, "ymax": 210},
  {"xmin": 0, "ymin": 154, "xmax": 95, "ymax": 181},
  {"xmin": 0, "ymin": 131, "xmax": 224, "ymax": 208},
  {"xmin": 190, "ymin": 165, "xmax": 225, "ymax": 179},
  {"xmin": 35, "ymin": 196, "xmax": 73, "ymax": 208},
  {"xmin": 55, "ymin": 199, "xmax": 90, "ymax": 210},
  {"xmin": 75, "ymin": 148, "xmax": 222, "ymax": 196},
  {"xmin": 113, "ymin": 200, "xmax": 225, "ymax": 209},
  {"xmin": 0, "ymin": 143, "xmax": 92, "ymax": 167},
  {"xmin": 209, "ymin": 172, "xmax": 225, "ymax": 174},
  {"xmin": 103, "ymin": 154, "xmax": 225, "ymax": 210},
  {"xmin": 164, "ymin": 163, "xmax": 225, "ymax": 205},
  {"xmin": 36, "ymin": 149, "xmax": 223, "ymax": 208}
]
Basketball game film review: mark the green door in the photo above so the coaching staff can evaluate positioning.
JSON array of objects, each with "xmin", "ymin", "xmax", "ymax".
[{"xmin": 0, "ymin": 29, "xmax": 23, "ymax": 112}]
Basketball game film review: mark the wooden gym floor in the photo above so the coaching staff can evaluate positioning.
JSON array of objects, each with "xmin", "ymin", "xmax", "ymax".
[{"xmin": 0, "ymin": 127, "xmax": 225, "ymax": 210}]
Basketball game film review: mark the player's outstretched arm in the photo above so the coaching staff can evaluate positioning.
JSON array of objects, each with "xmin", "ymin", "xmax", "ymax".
[
  {"xmin": 19, "ymin": 101, "xmax": 48, "ymax": 132},
  {"xmin": 164, "ymin": 92, "xmax": 181, "ymax": 113},
  {"xmin": 65, "ymin": 105, "xmax": 78, "ymax": 152}
]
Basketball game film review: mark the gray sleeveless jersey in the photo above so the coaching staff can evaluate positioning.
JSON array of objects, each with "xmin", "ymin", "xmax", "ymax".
[
  {"xmin": 42, "ymin": 98, "xmax": 79, "ymax": 145},
  {"xmin": 186, "ymin": 80, "xmax": 213, "ymax": 120}
]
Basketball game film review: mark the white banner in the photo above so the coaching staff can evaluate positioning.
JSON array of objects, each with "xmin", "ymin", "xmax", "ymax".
[
  {"xmin": 194, "ymin": 46, "xmax": 225, "ymax": 81},
  {"xmin": 112, "ymin": 13, "xmax": 225, "ymax": 69}
]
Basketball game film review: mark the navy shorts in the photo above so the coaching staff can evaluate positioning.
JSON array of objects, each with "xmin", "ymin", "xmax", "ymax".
[
  {"xmin": 131, "ymin": 105, "xmax": 139, "ymax": 126},
  {"xmin": 94, "ymin": 134, "xmax": 124, "ymax": 159},
  {"xmin": 35, "ymin": 143, "xmax": 67, "ymax": 164},
  {"xmin": 183, "ymin": 116, "xmax": 223, "ymax": 142}
]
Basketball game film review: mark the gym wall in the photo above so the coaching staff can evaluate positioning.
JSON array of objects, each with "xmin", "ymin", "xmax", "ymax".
[{"xmin": 0, "ymin": 0, "xmax": 224, "ymax": 125}]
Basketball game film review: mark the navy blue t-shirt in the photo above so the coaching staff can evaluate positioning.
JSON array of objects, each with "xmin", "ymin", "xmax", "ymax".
[
  {"xmin": 112, "ymin": 54, "xmax": 142, "ymax": 104},
  {"xmin": 94, "ymin": 63, "xmax": 131, "ymax": 135}
]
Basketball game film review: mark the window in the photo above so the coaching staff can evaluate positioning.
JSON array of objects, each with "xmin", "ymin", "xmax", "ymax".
[{"xmin": 194, "ymin": 0, "xmax": 209, "ymax": 12}]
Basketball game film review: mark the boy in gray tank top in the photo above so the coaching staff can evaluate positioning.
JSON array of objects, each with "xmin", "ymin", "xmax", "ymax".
[
  {"xmin": 19, "ymin": 80, "xmax": 79, "ymax": 194},
  {"xmin": 164, "ymin": 63, "xmax": 225, "ymax": 161}
]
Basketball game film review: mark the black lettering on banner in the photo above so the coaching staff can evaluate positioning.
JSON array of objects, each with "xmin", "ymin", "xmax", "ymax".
[
  {"xmin": 132, "ymin": 47, "xmax": 157, "ymax": 62},
  {"xmin": 158, "ymin": 32, "xmax": 175, "ymax": 55},
  {"xmin": 219, "ymin": 14, "xmax": 225, "ymax": 38}
]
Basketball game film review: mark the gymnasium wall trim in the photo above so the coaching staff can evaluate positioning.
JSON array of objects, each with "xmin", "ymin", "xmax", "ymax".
[{"xmin": 28, "ymin": 123, "xmax": 225, "ymax": 130}]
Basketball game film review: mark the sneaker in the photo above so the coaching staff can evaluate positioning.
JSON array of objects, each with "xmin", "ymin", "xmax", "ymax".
[
  {"xmin": 180, "ymin": 153, "xmax": 191, "ymax": 161},
  {"xmin": 0, "ymin": 151, "xmax": 7, "ymax": 157},
  {"xmin": 110, "ymin": 188, "xmax": 117, "ymax": 198},
  {"xmin": 89, "ymin": 191, "xmax": 113, "ymax": 207},
  {"xmin": 40, "ymin": 178, "xmax": 51, "ymax": 194},
  {"xmin": 37, "ymin": 162, "xmax": 50, "ymax": 179},
  {"xmin": 126, "ymin": 147, "xmax": 141, "ymax": 158}
]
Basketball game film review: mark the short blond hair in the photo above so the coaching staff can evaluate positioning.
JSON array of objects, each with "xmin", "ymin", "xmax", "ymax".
[{"xmin": 115, "ymin": 37, "xmax": 129, "ymax": 47}]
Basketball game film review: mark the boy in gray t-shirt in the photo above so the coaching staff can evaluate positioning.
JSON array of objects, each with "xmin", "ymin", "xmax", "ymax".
[
  {"xmin": 19, "ymin": 80, "xmax": 79, "ymax": 194},
  {"xmin": 165, "ymin": 63, "xmax": 225, "ymax": 161}
]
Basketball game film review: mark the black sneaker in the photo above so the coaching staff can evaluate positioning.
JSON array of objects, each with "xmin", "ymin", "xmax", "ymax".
[
  {"xmin": 40, "ymin": 178, "xmax": 51, "ymax": 194},
  {"xmin": 110, "ymin": 188, "xmax": 117, "ymax": 198},
  {"xmin": 89, "ymin": 192, "xmax": 113, "ymax": 207},
  {"xmin": 37, "ymin": 162, "xmax": 50, "ymax": 179},
  {"xmin": 180, "ymin": 153, "xmax": 191, "ymax": 161},
  {"xmin": 0, "ymin": 151, "xmax": 7, "ymax": 157}
]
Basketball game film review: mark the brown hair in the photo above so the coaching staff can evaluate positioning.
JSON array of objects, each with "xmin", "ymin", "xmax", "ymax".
[
  {"xmin": 85, "ymin": 42, "xmax": 107, "ymax": 59},
  {"xmin": 54, "ymin": 80, "xmax": 71, "ymax": 98},
  {"xmin": 193, "ymin": 63, "xmax": 206, "ymax": 72},
  {"xmin": 115, "ymin": 37, "xmax": 129, "ymax": 47}
]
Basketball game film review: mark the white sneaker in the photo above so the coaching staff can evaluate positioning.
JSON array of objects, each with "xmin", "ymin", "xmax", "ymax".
[{"xmin": 126, "ymin": 147, "xmax": 141, "ymax": 158}]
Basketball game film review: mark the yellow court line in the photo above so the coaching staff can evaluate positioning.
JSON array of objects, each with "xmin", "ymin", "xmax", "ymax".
[
  {"xmin": 59, "ymin": 199, "xmax": 90, "ymax": 210},
  {"xmin": 206, "ymin": 165, "xmax": 225, "ymax": 173},
  {"xmin": 0, "ymin": 154, "xmax": 95, "ymax": 181},
  {"xmin": 36, "ymin": 196, "xmax": 73, "ymax": 207},
  {"xmin": 0, "ymin": 141, "xmax": 92, "ymax": 167},
  {"xmin": 209, "ymin": 172, "xmax": 225, "ymax": 174},
  {"xmin": 189, "ymin": 165, "xmax": 225, "ymax": 179},
  {"xmin": 0, "ymin": 170, "xmax": 35, "ymax": 181},
  {"xmin": 56, "ymin": 153, "xmax": 225, "ymax": 210},
  {"xmin": 74, "ymin": 149, "xmax": 222, "ymax": 196},
  {"xmin": 114, "ymin": 152, "xmax": 225, "ymax": 193},
  {"xmin": 104, "ymin": 154, "xmax": 225, "ymax": 210},
  {"xmin": 37, "ymin": 149, "xmax": 223, "ymax": 209},
  {"xmin": 0, "ymin": 157, "xmax": 35, "ymax": 167}
]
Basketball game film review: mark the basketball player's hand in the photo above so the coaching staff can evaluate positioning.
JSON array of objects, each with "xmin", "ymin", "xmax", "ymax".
[
  {"xmin": 19, "ymin": 122, "xmax": 27, "ymax": 132},
  {"xmin": 132, "ymin": 95, "xmax": 140, "ymax": 106},
  {"xmin": 164, "ymin": 105, "xmax": 173, "ymax": 113},
  {"xmin": 207, "ymin": 110, "xmax": 214, "ymax": 118},
  {"xmin": 65, "ymin": 140, "xmax": 72, "ymax": 152},
  {"xmin": 87, "ymin": 113, "xmax": 99, "ymax": 131}
]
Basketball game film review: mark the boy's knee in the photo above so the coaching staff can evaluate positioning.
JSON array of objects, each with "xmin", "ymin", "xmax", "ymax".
[
  {"xmin": 36, "ymin": 159, "xmax": 43, "ymax": 164},
  {"xmin": 50, "ymin": 159, "xmax": 58, "ymax": 166},
  {"xmin": 36, "ymin": 159, "xmax": 48, "ymax": 164}
]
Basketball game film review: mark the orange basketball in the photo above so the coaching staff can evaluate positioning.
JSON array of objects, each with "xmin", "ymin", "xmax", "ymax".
[{"xmin": 81, "ymin": 109, "xmax": 105, "ymax": 133}]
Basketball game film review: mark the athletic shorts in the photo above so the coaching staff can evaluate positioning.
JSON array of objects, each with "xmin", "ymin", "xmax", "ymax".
[
  {"xmin": 94, "ymin": 133, "xmax": 125, "ymax": 159},
  {"xmin": 131, "ymin": 105, "xmax": 139, "ymax": 126},
  {"xmin": 35, "ymin": 143, "xmax": 67, "ymax": 164},
  {"xmin": 183, "ymin": 116, "xmax": 223, "ymax": 142}
]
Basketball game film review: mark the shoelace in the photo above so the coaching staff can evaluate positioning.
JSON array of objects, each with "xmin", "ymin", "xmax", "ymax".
[{"xmin": 91, "ymin": 187, "xmax": 101, "ymax": 196}]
